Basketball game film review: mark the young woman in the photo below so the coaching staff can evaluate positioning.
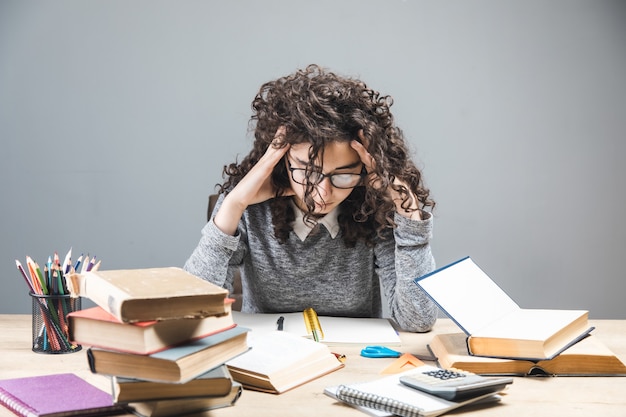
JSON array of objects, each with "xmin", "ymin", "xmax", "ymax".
[{"xmin": 184, "ymin": 64, "xmax": 437, "ymax": 332}]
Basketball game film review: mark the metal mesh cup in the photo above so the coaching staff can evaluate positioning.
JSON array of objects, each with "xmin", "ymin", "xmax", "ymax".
[{"xmin": 30, "ymin": 292, "xmax": 82, "ymax": 354}]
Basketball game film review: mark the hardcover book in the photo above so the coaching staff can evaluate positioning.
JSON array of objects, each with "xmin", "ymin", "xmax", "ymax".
[
  {"xmin": 112, "ymin": 365, "xmax": 234, "ymax": 403},
  {"xmin": 414, "ymin": 257, "xmax": 593, "ymax": 360},
  {"xmin": 0, "ymin": 373, "xmax": 124, "ymax": 417},
  {"xmin": 124, "ymin": 381, "xmax": 242, "ymax": 417},
  {"xmin": 226, "ymin": 330, "xmax": 344, "ymax": 394},
  {"xmin": 68, "ymin": 301, "xmax": 235, "ymax": 355},
  {"xmin": 66, "ymin": 267, "xmax": 228, "ymax": 323},
  {"xmin": 87, "ymin": 326, "xmax": 249, "ymax": 383},
  {"xmin": 429, "ymin": 332, "xmax": 626, "ymax": 376}
]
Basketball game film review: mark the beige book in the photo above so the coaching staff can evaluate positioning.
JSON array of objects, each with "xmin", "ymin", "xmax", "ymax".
[
  {"xmin": 125, "ymin": 381, "xmax": 242, "ymax": 417},
  {"xmin": 226, "ymin": 330, "xmax": 344, "ymax": 394},
  {"xmin": 66, "ymin": 267, "xmax": 228, "ymax": 323},
  {"xmin": 429, "ymin": 332, "xmax": 626, "ymax": 376},
  {"xmin": 415, "ymin": 257, "xmax": 592, "ymax": 360}
]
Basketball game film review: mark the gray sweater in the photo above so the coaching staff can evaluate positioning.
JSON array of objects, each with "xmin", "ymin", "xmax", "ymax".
[{"xmin": 184, "ymin": 196, "xmax": 438, "ymax": 332}]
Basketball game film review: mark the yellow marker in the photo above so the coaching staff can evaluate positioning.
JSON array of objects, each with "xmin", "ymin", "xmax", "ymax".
[{"xmin": 303, "ymin": 307, "xmax": 324, "ymax": 342}]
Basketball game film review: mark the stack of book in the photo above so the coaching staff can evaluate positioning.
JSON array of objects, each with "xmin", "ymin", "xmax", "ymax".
[
  {"xmin": 66, "ymin": 267, "xmax": 250, "ymax": 417},
  {"xmin": 414, "ymin": 257, "xmax": 626, "ymax": 376}
]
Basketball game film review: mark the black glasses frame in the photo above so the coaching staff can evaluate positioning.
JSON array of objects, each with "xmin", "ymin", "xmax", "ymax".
[{"xmin": 287, "ymin": 160, "xmax": 367, "ymax": 189}]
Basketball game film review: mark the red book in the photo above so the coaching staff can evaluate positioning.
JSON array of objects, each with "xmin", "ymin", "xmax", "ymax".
[
  {"xmin": 68, "ymin": 299, "xmax": 235, "ymax": 355},
  {"xmin": 0, "ymin": 373, "xmax": 124, "ymax": 417}
]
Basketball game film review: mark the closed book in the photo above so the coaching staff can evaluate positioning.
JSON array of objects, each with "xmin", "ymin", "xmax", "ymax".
[
  {"xmin": 429, "ymin": 332, "xmax": 626, "ymax": 376},
  {"xmin": 66, "ymin": 267, "xmax": 228, "ymax": 323},
  {"xmin": 87, "ymin": 326, "xmax": 249, "ymax": 383},
  {"xmin": 124, "ymin": 381, "xmax": 242, "ymax": 417},
  {"xmin": 0, "ymin": 373, "xmax": 124, "ymax": 417},
  {"xmin": 68, "ymin": 301, "xmax": 235, "ymax": 354},
  {"xmin": 112, "ymin": 366, "xmax": 233, "ymax": 403},
  {"xmin": 414, "ymin": 257, "xmax": 593, "ymax": 360},
  {"xmin": 325, "ymin": 366, "xmax": 503, "ymax": 417},
  {"xmin": 226, "ymin": 331, "xmax": 344, "ymax": 394}
]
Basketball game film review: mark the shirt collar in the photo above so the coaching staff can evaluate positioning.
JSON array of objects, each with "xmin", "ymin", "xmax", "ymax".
[{"xmin": 291, "ymin": 200, "xmax": 340, "ymax": 241}]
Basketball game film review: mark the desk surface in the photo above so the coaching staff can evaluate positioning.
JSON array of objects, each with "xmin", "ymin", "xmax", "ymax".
[{"xmin": 1, "ymin": 316, "xmax": 625, "ymax": 417}]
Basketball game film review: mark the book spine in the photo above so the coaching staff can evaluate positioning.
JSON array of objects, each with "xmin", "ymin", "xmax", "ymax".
[
  {"xmin": 335, "ymin": 385, "xmax": 425, "ymax": 417},
  {"xmin": 0, "ymin": 389, "xmax": 36, "ymax": 417}
]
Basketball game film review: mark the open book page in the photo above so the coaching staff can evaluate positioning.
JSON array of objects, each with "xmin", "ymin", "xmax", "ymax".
[
  {"xmin": 232, "ymin": 312, "xmax": 401, "ymax": 346},
  {"xmin": 226, "ymin": 330, "xmax": 338, "ymax": 378},
  {"xmin": 415, "ymin": 257, "xmax": 520, "ymax": 334},
  {"xmin": 473, "ymin": 309, "xmax": 588, "ymax": 340}
]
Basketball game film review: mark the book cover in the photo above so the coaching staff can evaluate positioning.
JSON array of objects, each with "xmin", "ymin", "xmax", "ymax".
[
  {"xmin": 68, "ymin": 301, "xmax": 235, "ymax": 355},
  {"xmin": 414, "ymin": 257, "xmax": 593, "ymax": 360},
  {"xmin": 124, "ymin": 381, "xmax": 242, "ymax": 417},
  {"xmin": 0, "ymin": 373, "xmax": 124, "ymax": 417},
  {"xmin": 325, "ymin": 366, "xmax": 503, "ymax": 417},
  {"xmin": 66, "ymin": 267, "xmax": 228, "ymax": 323},
  {"xmin": 226, "ymin": 330, "xmax": 344, "ymax": 394},
  {"xmin": 112, "ymin": 365, "xmax": 233, "ymax": 403},
  {"xmin": 429, "ymin": 332, "xmax": 626, "ymax": 376},
  {"xmin": 87, "ymin": 326, "xmax": 249, "ymax": 383}
]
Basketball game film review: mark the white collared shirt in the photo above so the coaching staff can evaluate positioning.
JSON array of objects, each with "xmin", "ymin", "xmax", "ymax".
[{"xmin": 291, "ymin": 200, "xmax": 340, "ymax": 241}]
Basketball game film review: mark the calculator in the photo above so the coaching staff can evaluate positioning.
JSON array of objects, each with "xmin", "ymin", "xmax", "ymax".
[{"xmin": 399, "ymin": 368, "xmax": 513, "ymax": 401}]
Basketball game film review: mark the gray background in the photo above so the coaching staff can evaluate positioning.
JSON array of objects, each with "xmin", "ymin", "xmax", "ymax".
[{"xmin": 2, "ymin": 1, "xmax": 625, "ymax": 318}]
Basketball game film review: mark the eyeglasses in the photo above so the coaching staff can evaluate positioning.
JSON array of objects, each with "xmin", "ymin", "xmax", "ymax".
[{"xmin": 287, "ymin": 160, "xmax": 366, "ymax": 189}]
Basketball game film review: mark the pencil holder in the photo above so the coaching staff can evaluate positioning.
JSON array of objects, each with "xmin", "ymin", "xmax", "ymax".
[{"xmin": 30, "ymin": 292, "xmax": 82, "ymax": 354}]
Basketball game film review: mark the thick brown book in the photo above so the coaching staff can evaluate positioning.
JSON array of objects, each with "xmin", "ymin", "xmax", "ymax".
[
  {"xmin": 124, "ymin": 381, "xmax": 242, "ymax": 417},
  {"xmin": 68, "ymin": 301, "xmax": 235, "ymax": 355},
  {"xmin": 429, "ymin": 332, "xmax": 626, "ymax": 376},
  {"xmin": 87, "ymin": 326, "xmax": 249, "ymax": 383},
  {"xmin": 226, "ymin": 331, "xmax": 344, "ymax": 394},
  {"xmin": 112, "ymin": 366, "xmax": 233, "ymax": 403},
  {"xmin": 66, "ymin": 267, "xmax": 228, "ymax": 323},
  {"xmin": 415, "ymin": 257, "xmax": 593, "ymax": 360}
]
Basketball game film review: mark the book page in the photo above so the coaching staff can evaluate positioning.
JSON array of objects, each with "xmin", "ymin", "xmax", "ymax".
[
  {"xmin": 474, "ymin": 309, "xmax": 587, "ymax": 340},
  {"xmin": 232, "ymin": 312, "xmax": 401, "ymax": 346},
  {"xmin": 226, "ymin": 331, "xmax": 331, "ymax": 377},
  {"xmin": 416, "ymin": 258, "xmax": 519, "ymax": 334}
]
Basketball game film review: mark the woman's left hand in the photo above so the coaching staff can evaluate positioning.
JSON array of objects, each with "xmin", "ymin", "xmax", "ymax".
[{"xmin": 351, "ymin": 131, "xmax": 422, "ymax": 220}]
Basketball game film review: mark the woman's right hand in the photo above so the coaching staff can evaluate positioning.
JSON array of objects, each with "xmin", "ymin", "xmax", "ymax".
[{"xmin": 213, "ymin": 127, "xmax": 292, "ymax": 235}]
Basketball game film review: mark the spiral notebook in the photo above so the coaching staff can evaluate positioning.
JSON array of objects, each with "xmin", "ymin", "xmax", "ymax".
[
  {"xmin": 0, "ymin": 373, "xmax": 124, "ymax": 417},
  {"xmin": 325, "ymin": 366, "xmax": 502, "ymax": 417}
]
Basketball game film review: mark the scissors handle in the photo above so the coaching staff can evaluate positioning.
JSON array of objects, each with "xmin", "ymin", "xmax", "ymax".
[{"xmin": 360, "ymin": 346, "xmax": 402, "ymax": 358}]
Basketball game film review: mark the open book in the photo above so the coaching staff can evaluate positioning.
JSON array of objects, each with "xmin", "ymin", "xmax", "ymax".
[
  {"xmin": 226, "ymin": 330, "xmax": 344, "ymax": 394},
  {"xmin": 325, "ymin": 366, "xmax": 504, "ymax": 417},
  {"xmin": 414, "ymin": 257, "xmax": 593, "ymax": 360},
  {"xmin": 429, "ymin": 332, "xmax": 626, "ymax": 376}
]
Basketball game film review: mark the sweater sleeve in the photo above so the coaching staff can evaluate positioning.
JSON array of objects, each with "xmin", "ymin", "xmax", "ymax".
[
  {"xmin": 183, "ymin": 196, "xmax": 245, "ymax": 296},
  {"xmin": 375, "ymin": 211, "xmax": 438, "ymax": 332}
]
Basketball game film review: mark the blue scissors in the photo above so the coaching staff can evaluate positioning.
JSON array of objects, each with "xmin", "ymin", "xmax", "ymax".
[{"xmin": 360, "ymin": 345, "xmax": 402, "ymax": 358}]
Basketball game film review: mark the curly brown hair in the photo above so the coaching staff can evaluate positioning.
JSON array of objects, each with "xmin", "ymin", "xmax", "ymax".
[{"xmin": 218, "ymin": 64, "xmax": 434, "ymax": 247}]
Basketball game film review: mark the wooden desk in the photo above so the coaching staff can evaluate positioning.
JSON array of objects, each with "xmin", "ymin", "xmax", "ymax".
[{"xmin": 1, "ymin": 316, "xmax": 625, "ymax": 417}]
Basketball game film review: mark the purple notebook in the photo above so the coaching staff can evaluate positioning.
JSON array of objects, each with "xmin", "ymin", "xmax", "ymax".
[{"xmin": 0, "ymin": 373, "xmax": 124, "ymax": 417}]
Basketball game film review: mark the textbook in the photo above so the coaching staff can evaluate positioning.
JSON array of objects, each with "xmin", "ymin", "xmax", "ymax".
[
  {"xmin": 232, "ymin": 311, "xmax": 401, "ymax": 346},
  {"xmin": 0, "ymin": 373, "xmax": 124, "ymax": 417},
  {"xmin": 68, "ymin": 301, "xmax": 235, "ymax": 354},
  {"xmin": 124, "ymin": 381, "xmax": 242, "ymax": 417},
  {"xmin": 414, "ymin": 257, "xmax": 593, "ymax": 360},
  {"xmin": 66, "ymin": 267, "xmax": 228, "ymax": 323},
  {"xmin": 112, "ymin": 366, "xmax": 234, "ymax": 403},
  {"xmin": 226, "ymin": 330, "xmax": 344, "ymax": 394},
  {"xmin": 429, "ymin": 332, "xmax": 626, "ymax": 376},
  {"xmin": 325, "ymin": 366, "xmax": 503, "ymax": 417},
  {"xmin": 87, "ymin": 325, "xmax": 249, "ymax": 383}
]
